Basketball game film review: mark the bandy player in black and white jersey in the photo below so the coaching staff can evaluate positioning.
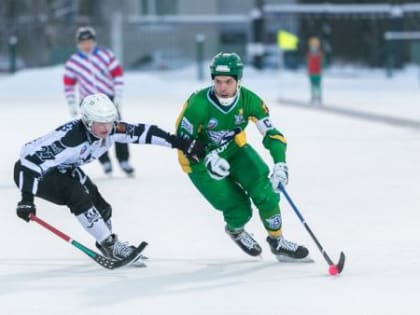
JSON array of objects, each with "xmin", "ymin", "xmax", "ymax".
[{"xmin": 13, "ymin": 93, "xmax": 205, "ymax": 261}]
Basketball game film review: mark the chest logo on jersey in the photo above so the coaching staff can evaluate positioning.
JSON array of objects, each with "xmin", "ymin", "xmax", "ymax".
[
  {"xmin": 208, "ymin": 128, "xmax": 240, "ymax": 146},
  {"xmin": 207, "ymin": 118, "xmax": 218, "ymax": 130}
]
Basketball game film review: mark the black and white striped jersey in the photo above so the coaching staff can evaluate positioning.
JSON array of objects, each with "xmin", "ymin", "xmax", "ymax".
[{"xmin": 17, "ymin": 119, "xmax": 175, "ymax": 196}]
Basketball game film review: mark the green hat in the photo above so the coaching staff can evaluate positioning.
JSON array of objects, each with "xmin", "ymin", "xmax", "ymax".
[{"xmin": 210, "ymin": 52, "xmax": 243, "ymax": 80}]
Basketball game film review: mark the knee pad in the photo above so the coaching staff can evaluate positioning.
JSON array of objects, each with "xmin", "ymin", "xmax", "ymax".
[
  {"xmin": 250, "ymin": 180, "xmax": 280, "ymax": 213},
  {"xmin": 69, "ymin": 197, "xmax": 92, "ymax": 216},
  {"xmin": 68, "ymin": 184, "xmax": 93, "ymax": 216},
  {"xmin": 70, "ymin": 192, "xmax": 112, "ymax": 221}
]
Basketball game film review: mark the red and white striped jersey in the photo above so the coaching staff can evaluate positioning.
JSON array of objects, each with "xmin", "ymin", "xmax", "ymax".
[{"xmin": 63, "ymin": 46, "xmax": 123, "ymax": 105}]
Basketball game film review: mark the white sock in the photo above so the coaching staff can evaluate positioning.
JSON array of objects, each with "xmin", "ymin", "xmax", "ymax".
[{"xmin": 76, "ymin": 207, "xmax": 111, "ymax": 243}]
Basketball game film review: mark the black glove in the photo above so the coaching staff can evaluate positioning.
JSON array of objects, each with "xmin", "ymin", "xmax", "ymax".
[
  {"xmin": 170, "ymin": 135, "xmax": 206, "ymax": 161},
  {"xmin": 16, "ymin": 200, "xmax": 36, "ymax": 222}
]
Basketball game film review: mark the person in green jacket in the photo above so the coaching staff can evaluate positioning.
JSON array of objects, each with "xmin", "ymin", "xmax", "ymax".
[{"xmin": 175, "ymin": 52, "xmax": 309, "ymax": 261}]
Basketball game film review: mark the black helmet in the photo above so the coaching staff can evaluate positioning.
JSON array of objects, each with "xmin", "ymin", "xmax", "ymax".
[{"xmin": 76, "ymin": 26, "xmax": 96, "ymax": 42}]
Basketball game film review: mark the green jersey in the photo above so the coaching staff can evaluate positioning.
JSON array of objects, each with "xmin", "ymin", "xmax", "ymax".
[{"xmin": 176, "ymin": 86, "xmax": 287, "ymax": 172}]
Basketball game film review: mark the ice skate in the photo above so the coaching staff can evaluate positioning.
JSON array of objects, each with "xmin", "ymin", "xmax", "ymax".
[
  {"xmin": 102, "ymin": 161, "xmax": 112, "ymax": 175},
  {"xmin": 225, "ymin": 226, "xmax": 262, "ymax": 257},
  {"xmin": 96, "ymin": 233, "xmax": 146, "ymax": 267},
  {"xmin": 119, "ymin": 160, "xmax": 135, "ymax": 177},
  {"xmin": 266, "ymin": 236, "xmax": 312, "ymax": 263},
  {"xmin": 96, "ymin": 234, "xmax": 137, "ymax": 259},
  {"xmin": 310, "ymin": 94, "xmax": 322, "ymax": 106}
]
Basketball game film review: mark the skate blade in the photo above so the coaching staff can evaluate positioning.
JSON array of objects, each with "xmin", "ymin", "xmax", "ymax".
[
  {"xmin": 274, "ymin": 255, "xmax": 314, "ymax": 263},
  {"xmin": 129, "ymin": 256, "xmax": 147, "ymax": 268}
]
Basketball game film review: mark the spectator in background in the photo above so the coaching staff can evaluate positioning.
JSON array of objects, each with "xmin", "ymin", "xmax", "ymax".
[
  {"xmin": 63, "ymin": 26, "xmax": 135, "ymax": 176},
  {"xmin": 306, "ymin": 36, "xmax": 323, "ymax": 105}
]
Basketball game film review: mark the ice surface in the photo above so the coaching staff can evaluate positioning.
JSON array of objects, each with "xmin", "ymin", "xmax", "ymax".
[{"xmin": 1, "ymin": 64, "xmax": 419, "ymax": 314}]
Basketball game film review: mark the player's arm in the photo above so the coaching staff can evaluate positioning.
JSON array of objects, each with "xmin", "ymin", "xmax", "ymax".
[
  {"xmin": 251, "ymin": 101, "xmax": 287, "ymax": 163},
  {"xmin": 107, "ymin": 50, "xmax": 124, "ymax": 108},
  {"xmin": 176, "ymin": 102, "xmax": 209, "ymax": 162},
  {"xmin": 175, "ymin": 99, "xmax": 201, "ymax": 136},
  {"xmin": 175, "ymin": 98, "xmax": 232, "ymax": 179},
  {"xmin": 63, "ymin": 60, "xmax": 78, "ymax": 117},
  {"xmin": 251, "ymin": 100, "xmax": 289, "ymax": 190},
  {"xmin": 111, "ymin": 122, "xmax": 205, "ymax": 160},
  {"xmin": 16, "ymin": 136, "xmax": 80, "ymax": 222},
  {"xmin": 18, "ymin": 123, "xmax": 86, "ymax": 197}
]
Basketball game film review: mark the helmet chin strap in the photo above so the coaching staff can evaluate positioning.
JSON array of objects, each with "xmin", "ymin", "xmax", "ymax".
[
  {"xmin": 215, "ymin": 81, "xmax": 241, "ymax": 107},
  {"xmin": 216, "ymin": 94, "xmax": 236, "ymax": 106}
]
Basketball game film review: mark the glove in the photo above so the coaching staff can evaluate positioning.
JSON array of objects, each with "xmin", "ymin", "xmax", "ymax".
[
  {"xmin": 270, "ymin": 162, "xmax": 289, "ymax": 192},
  {"xmin": 171, "ymin": 135, "xmax": 206, "ymax": 161},
  {"xmin": 68, "ymin": 100, "xmax": 78, "ymax": 117},
  {"xmin": 205, "ymin": 151, "xmax": 230, "ymax": 180},
  {"xmin": 16, "ymin": 200, "xmax": 36, "ymax": 222}
]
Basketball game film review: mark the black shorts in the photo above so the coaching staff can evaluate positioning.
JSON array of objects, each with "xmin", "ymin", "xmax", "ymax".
[{"xmin": 14, "ymin": 161, "xmax": 111, "ymax": 220}]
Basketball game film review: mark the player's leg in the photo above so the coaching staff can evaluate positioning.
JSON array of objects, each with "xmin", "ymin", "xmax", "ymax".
[
  {"xmin": 230, "ymin": 145, "xmax": 309, "ymax": 260},
  {"xmin": 98, "ymin": 151, "xmax": 112, "ymax": 174},
  {"xmin": 115, "ymin": 142, "xmax": 134, "ymax": 176},
  {"xmin": 32, "ymin": 169, "xmax": 135, "ymax": 260},
  {"xmin": 188, "ymin": 168, "xmax": 262, "ymax": 256}
]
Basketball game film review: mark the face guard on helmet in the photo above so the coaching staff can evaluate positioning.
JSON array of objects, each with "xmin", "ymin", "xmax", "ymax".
[
  {"xmin": 80, "ymin": 93, "xmax": 118, "ymax": 135},
  {"xmin": 210, "ymin": 52, "xmax": 243, "ymax": 106},
  {"xmin": 76, "ymin": 26, "xmax": 96, "ymax": 42}
]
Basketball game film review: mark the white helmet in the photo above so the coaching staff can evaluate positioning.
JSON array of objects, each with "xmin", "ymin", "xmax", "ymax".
[{"xmin": 80, "ymin": 93, "xmax": 118, "ymax": 132}]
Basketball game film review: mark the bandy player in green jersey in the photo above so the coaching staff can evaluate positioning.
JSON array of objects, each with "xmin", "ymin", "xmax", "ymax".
[{"xmin": 175, "ymin": 52, "xmax": 309, "ymax": 262}]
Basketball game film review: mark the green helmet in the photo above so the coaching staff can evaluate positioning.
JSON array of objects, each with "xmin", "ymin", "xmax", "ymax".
[{"xmin": 210, "ymin": 52, "xmax": 243, "ymax": 80}]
